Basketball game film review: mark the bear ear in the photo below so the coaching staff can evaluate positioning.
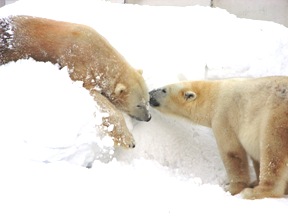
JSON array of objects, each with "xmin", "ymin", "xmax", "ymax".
[
  {"xmin": 137, "ymin": 69, "xmax": 143, "ymax": 75},
  {"xmin": 115, "ymin": 83, "xmax": 127, "ymax": 95},
  {"xmin": 184, "ymin": 91, "xmax": 197, "ymax": 101}
]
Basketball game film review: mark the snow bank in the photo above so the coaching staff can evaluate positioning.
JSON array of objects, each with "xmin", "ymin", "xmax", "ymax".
[
  {"xmin": 0, "ymin": 0, "xmax": 288, "ymax": 215},
  {"xmin": 0, "ymin": 60, "xmax": 115, "ymax": 167}
]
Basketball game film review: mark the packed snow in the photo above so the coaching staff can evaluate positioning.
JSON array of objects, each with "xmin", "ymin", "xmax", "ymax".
[{"xmin": 0, "ymin": 0, "xmax": 288, "ymax": 215}]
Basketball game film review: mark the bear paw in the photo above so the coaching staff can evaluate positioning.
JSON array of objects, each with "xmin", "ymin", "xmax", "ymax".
[
  {"xmin": 228, "ymin": 182, "xmax": 249, "ymax": 195},
  {"xmin": 241, "ymin": 186, "xmax": 283, "ymax": 199}
]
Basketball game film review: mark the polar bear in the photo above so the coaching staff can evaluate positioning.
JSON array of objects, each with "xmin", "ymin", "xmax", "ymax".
[
  {"xmin": 0, "ymin": 15, "xmax": 151, "ymax": 148},
  {"xmin": 149, "ymin": 76, "xmax": 288, "ymax": 199}
]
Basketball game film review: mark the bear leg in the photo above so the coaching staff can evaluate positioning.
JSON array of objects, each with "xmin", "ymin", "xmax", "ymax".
[
  {"xmin": 213, "ymin": 125, "xmax": 250, "ymax": 195},
  {"xmin": 91, "ymin": 91, "xmax": 136, "ymax": 148},
  {"xmin": 241, "ymin": 165, "xmax": 287, "ymax": 199},
  {"xmin": 242, "ymin": 123, "xmax": 288, "ymax": 199},
  {"xmin": 242, "ymin": 152, "xmax": 288, "ymax": 199}
]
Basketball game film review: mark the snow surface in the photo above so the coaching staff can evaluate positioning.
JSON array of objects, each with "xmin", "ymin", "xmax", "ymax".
[{"xmin": 1, "ymin": 0, "xmax": 288, "ymax": 215}]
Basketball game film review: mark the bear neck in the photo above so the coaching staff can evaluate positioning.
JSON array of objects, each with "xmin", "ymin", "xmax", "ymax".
[
  {"xmin": 189, "ymin": 81, "xmax": 220, "ymax": 128},
  {"xmin": 93, "ymin": 60, "xmax": 127, "ymax": 97}
]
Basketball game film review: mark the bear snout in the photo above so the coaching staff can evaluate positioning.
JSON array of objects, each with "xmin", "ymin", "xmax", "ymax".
[
  {"xmin": 149, "ymin": 88, "xmax": 166, "ymax": 107},
  {"xmin": 131, "ymin": 113, "xmax": 151, "ymax": 122},
  {"xmin": 143, "ymin": 114, "xmax": 152, "ymax": 122},
  {"xmin": 149, "ymin": 96, "xmax": 160, "ymax": 107}
]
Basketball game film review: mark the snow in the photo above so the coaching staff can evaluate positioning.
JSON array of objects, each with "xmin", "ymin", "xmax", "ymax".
[{"xmin": 0, "ymin": 0, "xmax": 288, "ymax": 215}]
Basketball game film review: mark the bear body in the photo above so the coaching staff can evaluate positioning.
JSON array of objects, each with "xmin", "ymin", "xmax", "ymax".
[
  {"xmin": 149, "ymin": 76, "xmax": 288, "ymax": 199},
  {"xmin": 0, "ymin": 15, "xmax": 151, "ymax": 148}
]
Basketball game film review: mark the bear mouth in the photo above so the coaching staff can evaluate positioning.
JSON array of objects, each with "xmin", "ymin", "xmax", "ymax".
[{"xmin": 130, "ymin": 114, "xmax": 151, "ymax": 122}]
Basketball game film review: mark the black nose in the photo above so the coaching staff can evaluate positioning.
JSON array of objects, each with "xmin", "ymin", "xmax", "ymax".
[
  {"xmin": 149, "ymin": 97, "xmax": 160, "ymax": 107},
  {"xmin": 149, "ymin": 88, "xmax": 166, "ymax": 107},
  {"xmin": 146, "ymin": 115, "xmax": 152, "ymax": 122}
]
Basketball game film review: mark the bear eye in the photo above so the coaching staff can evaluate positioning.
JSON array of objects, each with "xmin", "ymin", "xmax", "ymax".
[{"xmin": 184, "ymin": 91, "xmax": 196, "ymax": 101}]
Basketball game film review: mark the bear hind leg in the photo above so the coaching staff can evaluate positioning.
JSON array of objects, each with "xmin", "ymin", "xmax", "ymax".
[
  {"xmin": 242, "ymin": 139, "xmax": 288, "ymax": 199},
  {"xmin": 242, "ymin": 162, "xmax": 288, "ymax": 199}
]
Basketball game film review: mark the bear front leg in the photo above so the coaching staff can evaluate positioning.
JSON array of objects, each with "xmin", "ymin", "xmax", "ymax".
[
  {"xmin": 91, "ymin": 91, "xmax": 136, "ymax": 149},
  {"xmin": 213, "ymin": 126, "xmax": 250, "ymax": 195}
]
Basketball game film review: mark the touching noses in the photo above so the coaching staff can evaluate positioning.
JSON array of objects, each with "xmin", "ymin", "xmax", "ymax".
[{"xmin": 149, "ymin": 88, "xmax": 166, "ymax": 107}]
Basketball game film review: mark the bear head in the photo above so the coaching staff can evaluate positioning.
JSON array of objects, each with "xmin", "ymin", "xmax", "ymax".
[
  {"xmin": 111, "ymin": 70, "xmax": 151, "ymax": 122},
  {"xmin": 149, "ymin": 82, "xmax": 198, "ymax": 119}
]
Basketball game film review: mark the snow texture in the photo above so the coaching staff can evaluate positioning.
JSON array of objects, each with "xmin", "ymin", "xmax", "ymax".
[
  {"xmin": 0, "ymin": 0, "xmax": 288, "ymax": 215},
  {"xmin": 0, "ymin": 17, "xmax": 14, "ymax": 53}
]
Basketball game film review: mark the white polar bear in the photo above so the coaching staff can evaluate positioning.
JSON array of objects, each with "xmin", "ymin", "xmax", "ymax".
[
  {"xmin": 149, "ymin": 76, "xmax": 288, "ymax": 199},
  {"xmin": 0, "ymin": 15, "xmax": 151, "ymax": 148}
]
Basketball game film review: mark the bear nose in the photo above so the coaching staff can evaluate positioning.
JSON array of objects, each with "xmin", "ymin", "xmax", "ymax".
[
  {"xmin": 146, "ymin": 114, "xmax": 152, "ymax": 122},
  {"xmin": 149, "ymin": 97, "xmax": 160, "ymax": 107},
  {"xmin": 129, "ymin": 143, "xmax": 135, "ymax": 148},
  {"xmin": 149, "ymin": 88, "xmax": 166, "ymax": 107}
]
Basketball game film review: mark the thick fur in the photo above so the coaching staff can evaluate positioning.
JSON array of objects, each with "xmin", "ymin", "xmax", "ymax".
[
  {"xmin": 0, "ymin": 15, "xmax": 151, "ymax": 148},
  {"xmin": 149, "ymin": 76, "xmax": 288, "ymax": 199}
]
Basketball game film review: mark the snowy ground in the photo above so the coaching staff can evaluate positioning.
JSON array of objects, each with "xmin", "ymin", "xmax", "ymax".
[{"xmin": 1, "ymin": 0, "xmax": 288, "ymax": 215}]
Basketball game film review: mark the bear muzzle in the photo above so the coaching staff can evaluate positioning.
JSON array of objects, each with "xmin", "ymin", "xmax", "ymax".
[
  {"xmin": 149, "ymin": 97, "xmax": 160, "ymax": 107},
  {"xmin": 149, "ymin": 88, "xmax": 166, "ymax": 107},
  {"xmin": 131, "ymin": 112, "xmax": 151, "ymax": 122}
]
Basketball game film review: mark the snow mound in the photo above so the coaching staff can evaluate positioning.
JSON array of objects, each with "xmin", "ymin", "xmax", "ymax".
[
  {"xmin": 1, "ymin": 0, "xmax": 288, "ymax": 215},
  {"xmin": 0, "ymin": 59, "xmax": 114, "ymax": 167}
]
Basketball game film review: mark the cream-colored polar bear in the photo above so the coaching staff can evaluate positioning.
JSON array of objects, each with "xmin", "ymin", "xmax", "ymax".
[
  {"xmin": 149, "ymin": 76, "xmax": 288, "ymax": 199},
  {"xmin": 0, "ymin": 16, "xmax": 151, "ymax": 148}
]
